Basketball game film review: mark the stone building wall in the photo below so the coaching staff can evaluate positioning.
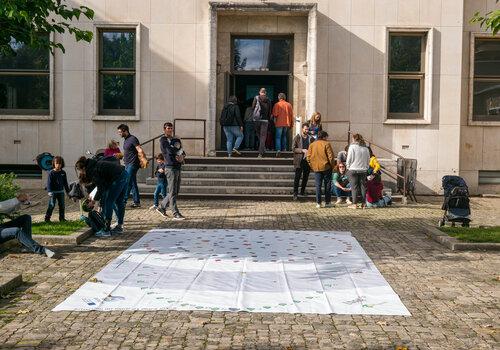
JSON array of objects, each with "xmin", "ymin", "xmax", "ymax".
[{"xmin": 0, "ymin": 0, "xmax": 499, "ymax": 194}]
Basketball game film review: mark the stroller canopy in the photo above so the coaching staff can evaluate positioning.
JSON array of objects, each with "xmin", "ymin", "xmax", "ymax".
[{"xmin": 442, "ymin": 175, "xmax": 468, "ymax": 197}]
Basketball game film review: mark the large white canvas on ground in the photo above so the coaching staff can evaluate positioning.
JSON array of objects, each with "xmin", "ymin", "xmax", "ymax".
[{"xmin": 54, "ymin": 229, "xmax": 410, "ymax": 315}]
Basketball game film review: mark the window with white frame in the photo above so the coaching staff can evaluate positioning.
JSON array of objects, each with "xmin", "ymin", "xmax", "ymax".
[
  {"xmin": 0, "ymin": 37, "xmax": 50, "ymax": 115},
  {"xmin": 472, "ymin": 38, "xmax": 500, "ymax": 122},
  {"xmin": 388, "ymin": 32, "xmax": 427, "ymax": 119},
  {"xmin": 98, "ymin": 28, "xmax": 136, "ymax": 116}
]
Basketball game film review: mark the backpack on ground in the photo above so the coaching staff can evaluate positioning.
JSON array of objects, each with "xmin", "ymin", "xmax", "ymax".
[
  {"xmin": 220, "ymin": 104, "xmax": 232, "ymax": 126},
  {"xmin": 252, "ymin": 96, "xmax": 262, "ymax": 121},
  {"xmin": 84, "ymin": 210, "xmax": 106, "ymax": 233}
]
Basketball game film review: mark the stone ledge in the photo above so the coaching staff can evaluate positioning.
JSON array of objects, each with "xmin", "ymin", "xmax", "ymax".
[
  {"xmin": 32, "ymin": 228, "xmax": 93, "ymax": 246},
  {"xmin": 0, "ymin": 228, "xmax": 93, "ymax": 251},
  {"xmin": 0, "ymin": 273, "xmax": 22, "ymax": 296},
  {"xmin": 423, "ymin": 225, "xmax": 500, "ymax": 251}
]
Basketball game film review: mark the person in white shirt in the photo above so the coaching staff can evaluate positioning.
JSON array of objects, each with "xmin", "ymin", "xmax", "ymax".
[
  {"xmin": 345, "ymin": 133, "xmax": 370, "ymax": 209},
  {"xmin": 0, "ymin": 194, "xmax": 57, "ymax": 258}
]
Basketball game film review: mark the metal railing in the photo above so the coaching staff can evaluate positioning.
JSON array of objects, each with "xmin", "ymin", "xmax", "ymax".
[
  {"xmin": 139, "ymin": 118, "xmax": 207, "ymax": 178},
  {"xmin": 346, "ymin": 131, "xmax": 417, "ymax": 204}
]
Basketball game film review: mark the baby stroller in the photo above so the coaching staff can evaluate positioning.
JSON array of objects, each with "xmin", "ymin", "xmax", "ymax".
[{"xmin": 438, "ymin": 175, "xmax": 471, "ymax": 227}]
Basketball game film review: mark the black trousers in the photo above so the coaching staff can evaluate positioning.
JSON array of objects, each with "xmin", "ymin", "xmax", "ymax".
[{"xmin": 294, "ymin": 159, "xmax": 310, "ymax": 195}]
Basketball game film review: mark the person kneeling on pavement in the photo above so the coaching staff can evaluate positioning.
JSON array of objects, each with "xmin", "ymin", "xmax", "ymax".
[
  {"xmin": 0, "ymin": 194, "xmax": 58, "ymax": 258},
  {"xmin": 366, "ymin": 174, "xmax": 392, "ymax": 208},
  {"xmin": 75, "ymin": 156, "xmax": 128, "ymax": 236}
]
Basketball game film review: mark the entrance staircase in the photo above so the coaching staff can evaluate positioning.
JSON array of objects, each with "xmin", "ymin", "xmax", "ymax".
[{"xmin": 137, "ymin": 151, "xmax": 401, "ymax": 201}]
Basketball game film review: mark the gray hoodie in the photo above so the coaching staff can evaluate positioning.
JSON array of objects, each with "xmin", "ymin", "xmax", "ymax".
[{"xmin": 346, "ymin": 143, "xmax": 370, "ymax": 171}]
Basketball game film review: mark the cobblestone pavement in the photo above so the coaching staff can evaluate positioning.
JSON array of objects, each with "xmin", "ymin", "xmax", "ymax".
[{"xmin": 0, "ymin": 191, "xmax": 499, "ymax": 349}]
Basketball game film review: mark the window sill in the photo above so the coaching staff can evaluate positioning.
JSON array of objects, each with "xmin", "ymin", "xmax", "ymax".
[
  {"xmin": 384, "ymin": 119, "xmax": 430, "ymax": 125},
  {"xmin": 92, "ymin": 115, "xmax": 140, "ymax": 121},
  {"xmin": 0, "ymin": 114, "xmax": 53, "ymax": 121},
  {"xmin": 468, "ymin": 119, "xmax": 500, "ymax": 126}
]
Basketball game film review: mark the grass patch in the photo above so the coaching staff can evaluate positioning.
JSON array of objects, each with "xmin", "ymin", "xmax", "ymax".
[
  {"xmin": 439, "ymin": 226, "xmax": 500, "ymax": 243},
  {"xmin": 31, "ymin": 220, "xmax": 86, "ymax": 236}
]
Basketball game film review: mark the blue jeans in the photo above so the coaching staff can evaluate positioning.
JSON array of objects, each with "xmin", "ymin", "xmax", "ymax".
[
  {"xmin": 153, "ymin": 179, "xmax": 167, "ymax": 206},
  {"xmin": 0, "ymin": 215, "xmax": 45, "ymax": 254},
  {"xmin": 275, "ymin": 126, "xmax": 289, "ymax": 151},
  {"xmin": 124, "ymin": 164, "xmax": 140, "ymax": 204},
  {"xmin": 314, "ymin": 169, "xmax": 332, "ymax": 205},
  {"xmin": 333, "ymin": 185, "xmax": 351, "ymax": 199},
  {"xmin": 244, "ymin": 121, "xmax": 256, "ymax": 149},
  {"xmin": 103, "ymin": 171, "xmax": 128, "ymax": 227},
  {"xmin": 223, "ymin": 126, "xmax": 244, "ymax": 155},
  {"xmin": 366, "ymin": 195, "xmax": 392, "ymax": 208},
  {"xmin": 45, "ymin": 192, "xmax": 65, "ymax": 220}
]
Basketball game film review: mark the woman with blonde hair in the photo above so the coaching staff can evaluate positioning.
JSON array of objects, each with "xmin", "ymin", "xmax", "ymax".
[
  {"xmin": 307, "ymin": 112, "xmax": 322, "ymax": 140},
  {"xmin": 346, "ymin": 133, "xmax": 370, "ymax": 209}
]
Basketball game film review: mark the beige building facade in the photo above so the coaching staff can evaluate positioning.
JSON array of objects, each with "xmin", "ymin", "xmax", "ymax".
[{"xmin": 0, "ymin": 0, "xmax": 499, "ymax": 194}]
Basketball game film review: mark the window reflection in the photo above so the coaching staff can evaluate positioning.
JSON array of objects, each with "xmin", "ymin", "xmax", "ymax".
[{"xmin": 233, "ymin": 38, "xmax": 291, "ymax": 72}]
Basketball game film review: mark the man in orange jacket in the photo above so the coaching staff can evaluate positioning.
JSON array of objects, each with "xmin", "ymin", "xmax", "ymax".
[{"xmin": 272, "ymin": 92, "xmax": 294, "ymax": 156}]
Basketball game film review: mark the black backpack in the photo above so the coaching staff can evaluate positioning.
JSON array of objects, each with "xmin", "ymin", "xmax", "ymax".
[
  {"xmin": 220, "ymin": 104, "xmax": 233, "ymax": 126},
  {"xmin": 84, "ymin": 210, "xmax": 106, "ymax": 232}
]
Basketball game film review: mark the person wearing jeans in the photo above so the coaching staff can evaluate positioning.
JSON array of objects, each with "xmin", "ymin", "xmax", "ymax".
[
  {"xmin": 345, "ymin": 133, "xmax": 370, "ymax": 209},
  {"xmin": 157, "ymin": 122, "xmax": 186, "ymax": 221},
  {"xmin": 314, "ymin": 169, "xmax": 332, "ymax": 206},
  {"xmin": 0, "ymin": 195, "xmax": 57, "ymax": 258},
  {"xmin": 223, "ymin": 126, "xmax": 244, "ymax": 157},
  {"xmin": 306, "ymin": 130, "xmax": 336, "ymax": 208},
  {"xmin": 272, "ymin": 93, "xmax": 294, "ymax": 155},
  {"xmin": 332, "ymin": 163, "xmax": 352, "ymax": 205},
  {"xmin": 292, "ymin": 123, "xmax": 313, "ymax": 199},
  {"xmin": 118, "ymin": 124, "xmax": 146, "ymax": 208},
  {"xmin": 252, "ymin": 88, "xmax": 272, "ymax": 157},
  {"xmin": 220, "ymin": 96, "xmax": 244, "ymax": 157},
  {"xmin": 75, "ymin": 156, "xmax": 129, "ymax": 236}
]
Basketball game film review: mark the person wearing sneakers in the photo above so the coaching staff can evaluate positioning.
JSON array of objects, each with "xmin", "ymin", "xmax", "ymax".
[
  {"xmin": 150, "ymin": 153, "xmax": 168, "ymax": 210},
  {"xmin": 332, "ymin": 162, "xmax": 352, "ymax": 205},
  {"xmin": 252, "ymin": 88, "xmax": 272, "ymax": 158},
  {"xmin": 272, "ymin": 92, "xmax": 294, "ymax": 157},
  {"xmin": 292, "ymin": 123, "xmax": 313, "ymax": 200},
  {"xmin": 75, "ymin": 156, "xmax": 128, "ymax": 236},
  {"xmin": 220, "ymin": 95, "xmax": 243, "ymax": 157},
  {"xmin": 306, "ymin": 130, "xmax": 335, "ymax": 208},
  {"xmin": 156, "ymin": 122, "xmax": 186, "ymax": 221},
  {"xmin": 0, "ymin": 194, "xmax": 58, "ymax": 258},
  {"xmin": 345, "ymin": 133, "xmax": 370, "ymax": 209},
  {"xmin": 118, "ymin": 124, "xmax": 146, "ymax": 208}
]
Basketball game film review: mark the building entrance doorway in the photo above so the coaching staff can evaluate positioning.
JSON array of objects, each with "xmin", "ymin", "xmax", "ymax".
[{"xmin": 218, "ymin": 35, "xmax": 294, "ymax": 152}]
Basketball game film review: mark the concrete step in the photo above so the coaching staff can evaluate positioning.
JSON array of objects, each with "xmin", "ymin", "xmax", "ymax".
[
  {"xmin": 185, "ymin": 156, "xmax": 293, "ymax": 165},
  {"xmin": 182, "ymin": 164, "xmax": 293, "ymax": 172},
  {"xmin": 180, "ymin": 178, "xmax": 316, "ymax": 188},
  {"xmin": 146, "ymin": 171, "xmax": 314, "ymax": 184},
  {"xmin": 215, "ymin": 150, "xmax": 294, "ymax": 158},
  {"xmin": 139, "ymin": 184, "xmax": 314, "ymax": 195}
]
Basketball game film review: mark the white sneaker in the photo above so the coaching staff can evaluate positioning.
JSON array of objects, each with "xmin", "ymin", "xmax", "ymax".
[
  {"xmin": 335, "ymin": 198, "xmax": 343, "ymax": 205},
  {"xmin": 316, "ymin": 203, "xmax": 321, "ymax": 208},
  {"xmin": 149, "ymin": 205, "xmax": 158, "ymax": 210},
  {"xmin": 346, "ymin": 199, "xmax": 353, "ymax": 205},
  {"xmin": 44, "ymin": 248, "xmax": 58, "ymax": 259}
]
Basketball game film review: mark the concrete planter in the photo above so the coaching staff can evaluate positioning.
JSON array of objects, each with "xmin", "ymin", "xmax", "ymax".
[
  {"xmin": 32, "ymin": 227, "xmax": 93, "ymax": 246},
  {"xmin": 424, "ymin": 225, "xmax": 500, "ymax": 251}
]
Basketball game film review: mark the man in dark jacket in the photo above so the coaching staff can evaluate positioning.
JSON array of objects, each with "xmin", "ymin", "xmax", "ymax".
[
  {"xmin": 156, "ymin": 122, "xmax": 186, "ymax": 221},
  {"xmin": 220, "ymin": 95, "xmax": 243, "ymax": 157},
  {"xmin": 252, "ymin": 88, "xmax": 272, "ymax": 158},
  {"xmin": 292, "ymin": 123, "xmax": 313, "ymax": 200}
]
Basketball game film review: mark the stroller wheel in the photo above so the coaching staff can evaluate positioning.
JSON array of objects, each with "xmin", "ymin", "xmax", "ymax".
[
  {"xmin": 461, "ymin": 222, "xmax": 470, "ymax": 228},
  {"xmin": 451, "ymin": 222, "xmax": 456, "ymax": 227},
  {"xmin": 438, "ymin": 219, "xmax": 445, "ymax": 227}
]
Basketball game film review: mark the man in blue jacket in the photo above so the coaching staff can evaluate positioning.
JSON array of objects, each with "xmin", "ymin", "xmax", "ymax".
[{"xmin": 156, "ymin": 122, "xmax": 186, "ymax": 220}]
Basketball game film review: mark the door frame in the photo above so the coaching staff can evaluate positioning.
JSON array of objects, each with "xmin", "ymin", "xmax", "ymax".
[{"xmin": 208, "ymin": 3, "xmax": 317, "ymax": 156}]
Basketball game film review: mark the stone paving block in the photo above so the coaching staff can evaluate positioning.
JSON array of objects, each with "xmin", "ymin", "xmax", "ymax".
[{"xmin": 0, "ymin": 192, "xmax": 499, "ymax": 349}]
